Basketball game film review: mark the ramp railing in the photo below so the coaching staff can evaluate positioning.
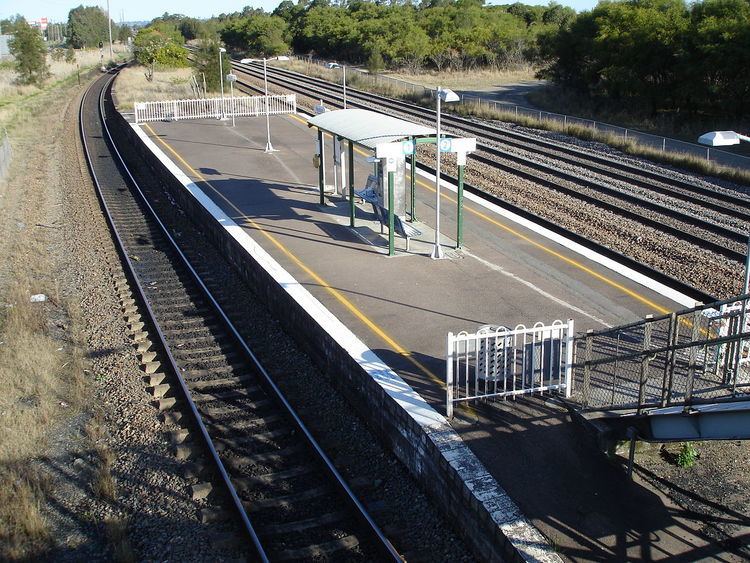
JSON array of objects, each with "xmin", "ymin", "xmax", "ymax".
[
  {"xmin": 573, "ymin": 293, "xmax": 750, "ymax": 413},
  {"xmin": 446, "ymin": 320, "xmax": 575, "ymax": 417},
  {"xmin": 134, "ymin": 94, "xmax": 297, "ymax": 124}
]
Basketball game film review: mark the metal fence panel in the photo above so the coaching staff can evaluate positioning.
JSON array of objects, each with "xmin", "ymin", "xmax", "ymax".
[
  {"xmin": 573, "ymin": 294, "xmax": 750, "ymax": 413},
  {"xmin": 134, "ymin": 94, "xmax": 297, "ymax": 124},
  {"xmin": 446, "ymin": 319, "xmax": 575, "ymax": 417}
]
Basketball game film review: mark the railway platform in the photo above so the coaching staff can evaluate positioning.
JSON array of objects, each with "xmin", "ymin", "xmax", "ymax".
[{"xmin": 134, "ymin": 112, "xmax": 735, "ymax": 561}]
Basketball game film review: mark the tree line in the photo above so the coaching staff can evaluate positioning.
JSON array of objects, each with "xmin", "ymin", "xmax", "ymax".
[{"xmin": 538, "ymin": 0, "xmax": 750, "ymax": 120}]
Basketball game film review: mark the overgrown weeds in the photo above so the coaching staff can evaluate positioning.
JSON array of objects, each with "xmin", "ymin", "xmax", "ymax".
[
  {"xmin": 105, "ymin": 517, "xmax": 136, "ymax": 563},
  {"xmin": 86, "ymin": 414, "xmax": 117, "ymax": 502},
  {"xmin": 0, "ymin": 463, "xmax": 52, "ymax": 559}
]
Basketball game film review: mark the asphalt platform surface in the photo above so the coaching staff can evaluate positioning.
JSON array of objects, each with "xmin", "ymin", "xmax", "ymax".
[{"xmin": 140, "ymin": 114, "xmax": 740, "ymax": 562}]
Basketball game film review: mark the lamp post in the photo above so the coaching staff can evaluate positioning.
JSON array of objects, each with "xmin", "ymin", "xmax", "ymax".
[
  {"xmin": 226, "ymin": 73, "xmax": 237, "ymax": 127},
  {"xmin": 431, "ymin": 86, "xmax": 460, "ymax": 260},
  {"xmin": 218, "ymin": 47, "xmax": 226, "ymax": 119},
  {"xmin": 263, "ymin": 58, "xmax": 277, "ymax": 153}
]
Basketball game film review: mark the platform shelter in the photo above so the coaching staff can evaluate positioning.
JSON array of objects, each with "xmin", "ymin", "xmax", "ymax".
[{"xmin": 307, "ymin": 108, "xmax": 473, "ymax": 256}]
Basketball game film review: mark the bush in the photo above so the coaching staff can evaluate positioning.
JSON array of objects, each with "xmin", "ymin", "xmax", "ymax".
[{"xmin": 677, "ymin": 442, "xmax": 699, "ymax": 468}]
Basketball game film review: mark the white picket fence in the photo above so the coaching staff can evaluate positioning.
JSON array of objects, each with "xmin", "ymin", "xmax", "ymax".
[
  {"xmin": 446, "ymin": 320, "xmax": 575, "ymax": 417},
  {"xmin": 134, "ymin": 94, "xmax": 297, "ymax": 124}
]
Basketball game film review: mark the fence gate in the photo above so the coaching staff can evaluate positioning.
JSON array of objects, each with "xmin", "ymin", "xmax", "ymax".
[
  {"xmin": 134, "ymin": 94, "xmax": 297, "ymax": 124},
  {"xmin": 446, "ymin": 320, "xmax": 575, "ymax": 417}
]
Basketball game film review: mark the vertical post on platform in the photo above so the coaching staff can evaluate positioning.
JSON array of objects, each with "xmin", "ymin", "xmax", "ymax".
[
  {"xmin": 446, "ymin": 332, "xmax": 454, "ymax": 419},
  {"xmin": 388, "ymin": 171, "xmax": 395, "ymax": 256},
  {"xmin": 318, "ymin": 129, "xmax": 325, "ymax": 206},
  {"xmin": 349, "ymin": 140, "xmax": 355, "ymax": 228},
  {"xmin": 637, "ymin": 315, "xmax": 653, "ymax": 415},
  {"xmin": 732, "ymin": 241, "xmax": 750, "ymax": 394},
  {"xmin": 583, "ymin": 329, "xmax": 593, "ymax": 408},
  {"xmin": 456, "ymin": 163, "xmax": 465, "ymax": 248},
  {"xmin": 409, "ymin": 136, "xmax": 417, "ymax": 222},
  {"xmin": 565, "ymin": 319, "xmax": 574, "ymax": 398}
]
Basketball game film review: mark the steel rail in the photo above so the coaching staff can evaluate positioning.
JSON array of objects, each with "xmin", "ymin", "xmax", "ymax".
[
  {"xmin": 83, "ymin": 68, "xmax": 400, "ymax": 562},
  {"xmin": 81, "ymin": 69, "xmax": 270, "ymax": 562},
  {"xmin": 242, "ymin": 60, "xmax": 750, "ymax": 214},
  {"xmin": 236, "ymin": 61, "xmax": 750, "ymax": 234},
  {"xmin": 230, "ymin": 62, "xmax": 745, "ymax": 262}
]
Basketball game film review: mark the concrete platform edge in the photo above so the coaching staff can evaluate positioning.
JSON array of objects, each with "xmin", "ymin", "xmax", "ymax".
[
  {"xmin": 121, "ymin": 116, "xmax": 562, "ymax": 563},
  {"xmin": 414, "ymin": 166, "xmax": 698, "ymax": 309}
]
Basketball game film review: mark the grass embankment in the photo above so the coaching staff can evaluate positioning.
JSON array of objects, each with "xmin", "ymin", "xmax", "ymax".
[
  {"xmin": 275, "ymin": 60, "xmax": 750, "ymax": 186},
  {"xmin": 0, "ymin": 53, "xmax": 125, "ymax": 559},
  {"xmin": 113, "ymin": 66, "xmax": 195, "ymax": 110}
]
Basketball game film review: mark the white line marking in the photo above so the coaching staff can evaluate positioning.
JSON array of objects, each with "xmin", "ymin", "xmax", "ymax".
[{"xmin": 464, "ymin": 250, "xmax": 612, "ymax": 328}]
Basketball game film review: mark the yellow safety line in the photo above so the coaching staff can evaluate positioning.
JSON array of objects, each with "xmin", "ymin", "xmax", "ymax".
[{"xmin": 142, "ymin": 123, "xmax": 444, "ymax": 388}]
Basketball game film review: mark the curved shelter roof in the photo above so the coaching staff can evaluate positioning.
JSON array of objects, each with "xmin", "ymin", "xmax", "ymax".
[{"xmin": 307, "ymin": 108, "xmax": 436, "ymax": 150}]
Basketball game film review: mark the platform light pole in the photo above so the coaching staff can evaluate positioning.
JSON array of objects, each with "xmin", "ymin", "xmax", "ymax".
[
  {"xmin": 263, "ymin": 58, "xmax": 277, "ymax": 153},
  {"xmin": 226, "ymin": 73, "xmax": 237, "ymax": 127},
  {"xmin": 431, "ymin": 86, "xmax": 460, "ymax": 260},
  {"xmin": 219, "ymin": 47, "xmax": 226, "ymax": 119}
]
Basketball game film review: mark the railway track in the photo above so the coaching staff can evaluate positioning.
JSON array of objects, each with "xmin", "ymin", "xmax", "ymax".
[
  {"xmin": 82, "ymin": 68, "xmax": 400, "ymax": 562},
  {"xmin": 232, "ymin": 60, "xmax": 749, "ymax": 263}
]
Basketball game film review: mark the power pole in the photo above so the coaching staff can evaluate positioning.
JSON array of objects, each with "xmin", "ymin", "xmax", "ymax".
[{"xmin": 106, "ymin": 0, "xmax": 113, "ymax": 59}]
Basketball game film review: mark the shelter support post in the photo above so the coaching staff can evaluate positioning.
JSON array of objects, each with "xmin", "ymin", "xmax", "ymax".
[
  {"xmin": 349, "ymin": 140, "xmax": 355, "ymax": 228},
  {"xmin": 456, "ymin": 164, "xmax": 465, "ymax": 248},
  {"xmin": 318, "ymin": 129, "xmax": 325, "ymax": 206},
  {"xmin": 409, "ymin": 137, "xmax": 417, "ymax": 222},
  {"xmin": 388, "ymin": 171, "xmax": 395, "ymax": 256}
]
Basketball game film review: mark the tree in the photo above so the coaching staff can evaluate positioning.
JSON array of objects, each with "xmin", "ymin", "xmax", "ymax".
[
  {"xmin": 191, "ymin": 38, "xmax": 231, "ymax": 93},
  {"xmin": 117, "ymin": 24, "xmax": 132, "ymax": 43},
  {"xmin": 67, "ymin": 5, "xmax": 115, "ymax": 49},
  {"xmin": 8, "ymin": 18, "xmax": 49, "ymax": 86},
  {"xmin": 221, "ymin": 15, "xmax": 290, "ymax": 56},
  {"xmin": 133, "ymin": 26, "xmax": 188, "ymax": 81}
]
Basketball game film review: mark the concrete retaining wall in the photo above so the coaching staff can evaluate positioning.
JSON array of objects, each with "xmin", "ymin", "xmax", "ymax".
[{"xmin": 108, "ymin": 100, "xmax": 560, "ymax": 562}]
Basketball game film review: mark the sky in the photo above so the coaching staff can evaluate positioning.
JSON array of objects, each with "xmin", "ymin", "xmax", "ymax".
[{"xmin": 1, "ymin": 0, "xmax": 600, "ymax": 25}]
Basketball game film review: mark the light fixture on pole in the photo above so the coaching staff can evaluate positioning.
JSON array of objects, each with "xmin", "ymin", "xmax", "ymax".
[
  {"xmin": 226, "ymin": 73, "xmax": 237, "ymax": 127},
  {"xmin": 430, "ymin": 86, "xmax": 460, "ymax": 260},
  {"xmin": 263, "ymin": 58, "xmax": 278, "ymax": 153},
  {"xmin": 218, "ymin": 47, "xmax": 226, "ymax": 119}
]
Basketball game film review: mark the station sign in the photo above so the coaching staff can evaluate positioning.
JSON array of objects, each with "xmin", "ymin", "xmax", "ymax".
[
  {"xmin": 226, "ymin": 73, "xmax": 237, "ymax": 82},
  {"xmin": 439, "ymin": 137, "xmax": 477, "ymax": 154}
]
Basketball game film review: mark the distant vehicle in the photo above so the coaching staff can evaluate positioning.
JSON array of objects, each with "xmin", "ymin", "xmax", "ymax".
[
  {"xmin": 325, "ymin": 62, "xmax": 341, "ymax": 69},
  {"xmin": 240, "ymin": 58, "xmax": 259, "ymax": 64},
  {"xmin": 276, "ymin": 56, "xmax": 290, "ymax": 61}
]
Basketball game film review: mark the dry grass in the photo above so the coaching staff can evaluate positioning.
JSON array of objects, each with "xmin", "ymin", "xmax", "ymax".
[
  {"xmin": 105, "ymin": 517, "xmax": 136, "ymax": 563},
  {"xmin": 0, "ymin": 287, "xmax": 85, "ymax": 463},
  {"xmin": 113, "ymin": 65, "xmax": 195, "ymax": 110},
  {"xmin": 86, "ymin": 414, "xmax": 117, "ymax": 502},
  {"xmin": 0, "ymin": 45, "xmax": 128, "ymax": 102},
  {"xmin": 386, "ymin": 66, "xmax": 538, "ymax": 90},
  {"xmin": 0, "ymin": 463, "xmax": 53, "ymax": 559}
]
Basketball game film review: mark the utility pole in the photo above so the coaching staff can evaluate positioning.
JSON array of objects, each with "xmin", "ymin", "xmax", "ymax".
[{"xmin": 106, "ymin": 0, "xmax": 113, "ymax": 59}]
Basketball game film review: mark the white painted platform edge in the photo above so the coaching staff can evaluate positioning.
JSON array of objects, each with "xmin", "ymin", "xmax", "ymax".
[
  {"xmin": 130, "ymin": 121, "xmax": 562, "ymax": 563},
  {"xmin": 414, "ymin": 166, "xmax": 698, "ymax": 309},
  {"xmin": 295, "ymin": 108, "xmax": 697, "ymax": 309}
]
